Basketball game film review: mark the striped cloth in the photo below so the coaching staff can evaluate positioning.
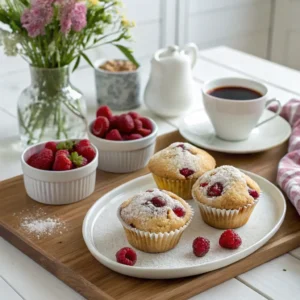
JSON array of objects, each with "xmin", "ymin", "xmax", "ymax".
[{"xmin": 270, "ymin": 99, "xmax": 300, "ymax": 214}]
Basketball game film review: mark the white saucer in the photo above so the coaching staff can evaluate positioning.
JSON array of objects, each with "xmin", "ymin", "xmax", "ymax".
[
  {"xmin": 82, "ymin": 172, "xmax": 285, "ymax": 279},
  {"xmin": 179, "ymin": 110, "xmax": 291, "ymax": 154}
]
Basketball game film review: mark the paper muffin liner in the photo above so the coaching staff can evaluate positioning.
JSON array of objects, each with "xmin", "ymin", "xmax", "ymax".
[
  {"xmin": 151, "ymin": 174, "xmax": 196, "ymax": 200},
  {"xmin": 194, "ymin": 199, "xmax": 258, "ymax": 229},
  {"xmin": 117, "ymin": 206, "xmax": 194, "ymax": 253}
]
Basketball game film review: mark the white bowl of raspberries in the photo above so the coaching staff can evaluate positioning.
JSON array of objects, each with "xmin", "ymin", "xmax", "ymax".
[
  {"xmin": 21, "ymin": 139, "xmax": 98, "ymax": 205},
  {"xmin": 88, "ymin": 105, "xmax": 158, "ymax": 173}
]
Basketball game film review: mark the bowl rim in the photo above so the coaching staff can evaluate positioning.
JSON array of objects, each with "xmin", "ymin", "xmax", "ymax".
[
  {"xmin": 88, "ymin": 118, "xmax": 158, "ymax": 145},
  {"xmin": 21, "ymin": 139, "xmax": 99, "ymax": 175},
  {"xmin": 93, "ymin": 59, "xmax": 140, "ymax": 75}
]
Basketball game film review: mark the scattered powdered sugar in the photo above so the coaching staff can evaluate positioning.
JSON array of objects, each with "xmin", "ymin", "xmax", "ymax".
[
  {"xmin": 120, "ymin": 188, "xmax": 184, "ymax": 223},
  {"xmin": 199, "ymin": 165, "xmax": 246, "ymax": 195},
  {"xmin": 15, "ymin": 207, "xmax": 66, "ymax": 239},
  {"xmin": 92, "ymin": 185, "xmax": 277, "ymax": 269},
  {"xmin": 153, "ymin": 142, "xmax": 201, "ymax": 174}
]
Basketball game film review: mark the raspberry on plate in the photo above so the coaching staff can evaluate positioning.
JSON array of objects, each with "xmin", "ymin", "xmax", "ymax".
[
  {"xmin": 92, "ymin": 116, "xmax": 110, "ymax": 138},
  {"xmin": 193, "ymin": 237, "xmax": 210, "ymax": 257},
  {"xmin": 53, "ymin": 152, "xmax": 72, "ymax": 171},
  {"xmin": 27, "ymin": 148, "xmax": 54, "ymax": 170},
  {"xmin": 116, "ymin": 247, "xmax": 137, "ymax": 266},
  {"xmin": 118, "ymin": 114, "xmax": 134, "ymax": 133},
  {"xmin": 173, "ymin": 206, "xmax": 186, "ymax": 217},
  {"xmin": 76, "ymin": 145, "xmax": 96, "ymax": 162},
  {"xmin": 106, "ymin": 129, "xmax": 123, "ymax": 141},
  {"xmin": 139, "ymin": 117, "xmax": 153, "ymax": 131},
  {"xmin": 96, "ymin": 105, "xmax": 113, "ymax": 119},
  {"xmin": 219, "ymin": 229, "xmax": 242, "ymax": 249},
  {"xmin": 45, "ymin": 141, "xmax": 57, "ymax": 153}
]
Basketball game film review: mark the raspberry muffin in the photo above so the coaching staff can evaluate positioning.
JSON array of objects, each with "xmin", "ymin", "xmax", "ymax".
[
  {"xmin": 118, "ymin": 188, "xmax": 193, "ymax": 253},
  {"xmin": 192, "ymin": 165, "xmax": 260, "ymax": 229},
  {"xmin": 148, "ymin": 142, "xmax": 216, "ymax": 199}
]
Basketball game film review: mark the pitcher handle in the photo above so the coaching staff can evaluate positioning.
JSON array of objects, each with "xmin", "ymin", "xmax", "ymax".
[
  {"xmin": 256, "ymin": 98, "xmax": 282, "ymax": 127},
  {"xmin": 183, "ymin": 43, "xmax": 198, "ymax": 69}
]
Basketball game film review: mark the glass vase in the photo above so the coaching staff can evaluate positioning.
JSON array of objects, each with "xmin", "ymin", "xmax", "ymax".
[{"xmin": 18, "ymin": 66, "xmax": 87, "ymax": 147}]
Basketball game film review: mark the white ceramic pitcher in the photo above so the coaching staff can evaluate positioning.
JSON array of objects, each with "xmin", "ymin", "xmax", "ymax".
[{"xmin": 144, "ymin": 43, "xmax": 198, "ymax": 117}]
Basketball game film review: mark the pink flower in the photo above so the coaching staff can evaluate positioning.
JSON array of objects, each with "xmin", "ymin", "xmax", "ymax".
[
  {"xmin": 59, "ymin": 0, "xmax": 87, "ymax": 34},
  {"xmin": 71, "ymin": 2, "xmax": 87, "ymax": 32},
  {"xmin": 21, "ymin": 1, "xmax": 54, "ymax": 37}
]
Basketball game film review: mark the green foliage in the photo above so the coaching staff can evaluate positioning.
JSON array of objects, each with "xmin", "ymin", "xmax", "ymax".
[{"xmin": 0, "ymin": 0, "xmax": 138, "ymax": 70}]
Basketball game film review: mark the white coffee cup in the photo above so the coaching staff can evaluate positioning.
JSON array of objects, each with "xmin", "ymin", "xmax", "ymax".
[{"xmin": 202, "ymin": 77, "xmax": 282, "ymax": 141}]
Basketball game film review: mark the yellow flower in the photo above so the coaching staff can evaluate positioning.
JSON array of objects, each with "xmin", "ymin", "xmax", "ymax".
[
  {"xmin": 88, "ymin": 0, "xmax": 98, "ymax": 5},
  {"xmin": 121, "ymin": 15, "xmax": 136, "ymax": 28}
]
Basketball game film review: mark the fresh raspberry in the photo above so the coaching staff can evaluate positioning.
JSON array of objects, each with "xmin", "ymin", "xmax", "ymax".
[
  {"xmin": 193, "ymin": 237, "xmax": 210, "ymax": 257},
  {"xmin": 207, "ymin": 182, "xmax": 223, "ymax": 197},
  {"xmin": 150, "ymin": 196, "xmax": 166, "ymax": 207},
  {"xmin": 180, "ymin": 168, "xmax": 195, "ymax": 178},
  {"xmin": 76, "ymin": 145, "xmax": 96, "ymax": 162},
  {"xmin": 27, "ymin": 153, "xmax": 38, "ymax": 166},
  {"xmin": 121, "ymin": 134, "xmax": 129, "ymax": 140},
  {"xmin": 219, "ymin": 229, "xmax": 242, "ymax": 249},
  {"xmin": 173, "ymin": 207, "xmax": 185, "ymax": 217},
  {"xmin": 70, "ymin": 152, "xmax": 88, "ymax": 168},
  {"xmin": 116, "ymin": 247, "xmax": 137, "ymax": 266},
  {"xmin": 138, "ymin": 128, "xmax": 152, "ymax": 137},
  {"xmin": 45, "ymin": 141, "xmax": 57, "ymax": 153},
  {"xmin": 134, "ymin": 119, "xmax": 143, "ymax": 131},
  {"xmin": 53, "ymin": 152, "xmax": 72, "ymax": 171},
  {"xmin": 106, "ymin": 129, "xmax": 123, "ymax": 141},
  {"xmin": 117, "ymin": 114, "xmax": 134, "ymax": 133},
  {"xmin": 128, "ymin": 111, "xmax": 141, "ymax": 119},
  {"xmin": 56, "ymin": 149, "xmax": 69, "ymax": 157},
  {"xmin": 96, "ymin": 105, "xmax": 113, "ymax": 119},
  {"xmin": 27, "ymin": 148, "xmax": 54, "ymax": 170},
  {"xmin": 200, "ymin": 182, "xmax": 208, "ymax": 187},
  {"xmin": 92, "ymin": 116, "xmax": 110, "ymax": 138},
  {"xmin": 109, "ymin": 115, "xmax": 119, "ymax": 129},
  {"xmin": 248, "ymin": 189, "xmax": 259, "ymax": 199},
  {"xmin": 139, "ymin": 117, "xmax": 153, "ymax": 131},
  {"xmin": 127, "ymin": 133, "xmax": 143, "ymax": 140}
]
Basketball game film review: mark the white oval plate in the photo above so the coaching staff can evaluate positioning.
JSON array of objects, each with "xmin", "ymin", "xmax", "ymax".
[
  {"xmin": 83, "ymin": 172, "xmax": 286, "ymax": 279},
  {"xmin": 179, "ymin": 110, "xmax": 291, "ymax": 154}
]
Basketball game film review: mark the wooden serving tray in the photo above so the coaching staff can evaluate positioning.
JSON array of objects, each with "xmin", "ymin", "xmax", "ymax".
[{"xmin": 1, "ymin": 131, "xmax": 300, "ymax": 300}]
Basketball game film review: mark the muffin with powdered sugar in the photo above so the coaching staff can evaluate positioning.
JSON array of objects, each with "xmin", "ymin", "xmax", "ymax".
[
  {"xmin": 118, "ymin": 188, "xmax": 193, "ymax": 253},
  {"xmin": 192, "ymin": 165, "xmax": 260, "ymax": 229},
  {"xmin": 148, "ymin": 142, "xmax": 216, "ymax": 200}
]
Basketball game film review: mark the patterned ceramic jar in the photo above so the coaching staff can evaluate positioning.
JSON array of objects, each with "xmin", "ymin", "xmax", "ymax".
[{"xmin": 94, "ymin": 59, "xmax": 141, "ymax": 110}]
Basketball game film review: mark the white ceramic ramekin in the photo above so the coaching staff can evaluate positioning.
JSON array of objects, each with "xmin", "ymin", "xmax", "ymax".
[
  {"xmin": 21, "ymin": 140, "xmax": 98, "ymax": 205},
  {"xmin": 88, "ymin": 119, "xmax": 158, "ymax": 173}
]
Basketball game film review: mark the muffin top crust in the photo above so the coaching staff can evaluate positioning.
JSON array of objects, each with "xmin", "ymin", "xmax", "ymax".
[
  {"xmin": 119, "ymin": 188, "xmax": 192, "ymax": 233},
  {"xmin": 192, "ymin": 165, "xmax": 261, "ymax": 209},
  {"xmin": 148, "ymin": 142, "xmax": 216, "ymax": 180}
]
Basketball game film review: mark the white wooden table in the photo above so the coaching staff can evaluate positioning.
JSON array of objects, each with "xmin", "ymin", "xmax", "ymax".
[{"xmin": 1, "ymin": 46, "xmax": 300, "ymax": 300}]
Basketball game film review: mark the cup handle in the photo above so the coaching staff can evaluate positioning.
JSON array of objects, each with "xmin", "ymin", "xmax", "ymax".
[{"xmin": 255, "ymin": 98, "xmax": 282, "ymax": 127}]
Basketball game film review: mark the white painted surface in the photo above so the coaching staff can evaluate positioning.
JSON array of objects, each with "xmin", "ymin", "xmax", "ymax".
[
  {"xmin": 238, "ymin": 254, "xmax": 300, "ymax": 300},
  {"xmin": 271, "ymin": 0, "xmax": 300, "ymax": 70},
  {"xmin": 0, "ymin": 277, "xmax": 23, "ymax": 300},
  {"xmin": 189, "ymin": 278, "xmax": 266, "ymax": 300},
  {"xmin": 1, "ymin": 47, "xmax": 300, "ymax": 299}
]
